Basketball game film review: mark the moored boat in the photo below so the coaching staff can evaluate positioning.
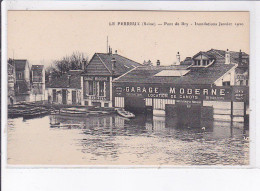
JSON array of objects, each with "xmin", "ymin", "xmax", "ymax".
[
  {"xmin": 59, "ymin": 107, "xmax": 88, "ymax": 117},
  {"xmin": 8, "ymin": 109, "xmax": 24, "ymax": 118},
  {"xmin": 23, "ymin": 107, "xmax": 50, "ymax": 119},
  {"xmin": 8, "ymin": 104, "xmax": 33, "ymax": 118},
  {"xmin": 116, "ymin": 108, "xmax": 135, "ymax": 118}
]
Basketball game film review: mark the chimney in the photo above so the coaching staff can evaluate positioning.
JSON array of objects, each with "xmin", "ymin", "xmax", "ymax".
[
  {"xmin": 225, "ymin": 49, "xmax": 231, "ymax": 64},
  {"xmin": 176, "ymin": 52, "xmax": 181, "ymax": 65},
  {"xmin": 82, "ymin": 58, "xmax": 87, "ymax": 70},
  {"xmin": 239, "ymin": 49, "xmax": 242, "ymax": 65},
  {"xmin": 156, "ymin": 60, "xmax": 160, "ymax": 66},
  {"xmin": 111, "ymin": 57, "xmax": 116, "ymax": 76},
  {"xmin": 108, "ymin": 46, "xmax": 111, "ymax": 55},
  {"xmin": 108, "ymin": 46, "xmax": 112, "ymax": 55}
]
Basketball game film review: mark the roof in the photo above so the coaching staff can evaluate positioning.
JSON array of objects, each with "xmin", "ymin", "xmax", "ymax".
[
  {"xmin": 46, "ymin": 70, "xmax": 82, "ymax": 89},
  {"xmin": 113, "ymin": 49, "xmax": 243, "ymax": 85},
  {"xmin": 13, "ymin": 60, "xmax": 28, "ymax": 71},
  {"xmin": 181, "ymin": 57, "xmax": 193, "ymax": 66},
  {"xmin": 193, "ymin": 51, "xmax": 216, "ymax": 60},
  {"xmin": 206, "ymin": 49, "xmax": 249, "ymax": 64},
  {"xmin": 82, "ymin": 53, "xmax": 141, "ymax": 76},
  {"xmin": 31, "ymin": 65, "xmax": 44, "ymax": 70},
  {"xmin": 154, "ymin": 69, "xmax": 190, "ymax": 77},
  {"xmin": 114, "ymin": 64, "xmax": 235, "ymax": 85}
]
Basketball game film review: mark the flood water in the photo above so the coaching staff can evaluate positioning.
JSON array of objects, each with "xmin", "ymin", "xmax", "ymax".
[{"xmin": 7, "ymin": 114, "xmax": 249, "ymax": 166}]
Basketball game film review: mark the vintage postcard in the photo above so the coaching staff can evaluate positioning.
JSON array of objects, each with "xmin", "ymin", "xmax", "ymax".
[{"xmin": 6, "ymin": 10, "xmax": 250, "ymax": 166}]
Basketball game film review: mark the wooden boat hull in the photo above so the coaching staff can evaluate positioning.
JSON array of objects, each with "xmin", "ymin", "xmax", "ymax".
[
  {"xmin": 23, "ymin": 110, "xmax": 49, "ymax": 119},
  {"xmin": 8, "ymin": 111, "xmax": 23, "ymax": 118},
  {"xmin": 59, "ymin": 108, "xmax": 88, "ymax": 117},
  {"xmin": 116, "ymin": 108, "xmax": 135, "ymax": 119},
  {"xmin": 59, "ymin": 112, "xmax": 88, "ymax": 117}
]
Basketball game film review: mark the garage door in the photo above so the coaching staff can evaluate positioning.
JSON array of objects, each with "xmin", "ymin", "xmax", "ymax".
[{"xmin": 125, "ymin": 96, "xmax": 145, "ymax": 114}]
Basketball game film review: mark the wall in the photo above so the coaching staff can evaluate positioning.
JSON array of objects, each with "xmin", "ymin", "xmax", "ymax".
[
  {"xmin": 47, "ymin": 88, "xmax": 81, "ymax": 105},
  {"xmin": 24, "ymin": 61, "xmax": 30, "ymax": 83},
  {"xmin": 31, "ymin": 68, "xmax": 47, "ymax": 102},
  {"xmin": 214, "ymin": 66, "xmax": 236, "ymax": 86},
  {"xmin": 82, "ymin": 76, "xmax": 112, "ymax": 107},
  {"xmin": 114, "ymin": 95, "xmax": 246, "ymax": 122},
  {"xmin": 203, "ymin": 101, "xmax": 245, "ymax": 122}
]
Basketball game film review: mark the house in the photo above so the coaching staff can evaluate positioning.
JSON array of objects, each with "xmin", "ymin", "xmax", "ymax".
[
  {"xmin": 113, "ymin": 49, "xmax": 249, "ymax": 123},
  {"xmin": 81, "ymin": 50, "xmax": 141, "ymax": 107},
  {"xmin": 10, "ymin": 59, "xmax": 31, "ymax": 102},
  {"xmin": 31, "ymin": 65, "xmax": 46, "ymax": 102},
  {"xmin": 46, "ymin": 70, "xmax": 82, "ymax": 105},
  {"xmin": 8, "ymin": 61, "xmax": 15, "ymax": 104},
  {"xmin": 181, "ymin": 49, "xmax": 249, "ymax": 86}
]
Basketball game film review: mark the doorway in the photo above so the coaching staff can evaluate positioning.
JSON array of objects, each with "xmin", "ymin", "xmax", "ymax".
[
  {"xmin": 62, "ymin": 89, "xmax": 67, "ymax": 104},
  {"xmin": 176, "ymin": 104, "xmax": 201, "ymax": 128},
  {"xmin": 125, "ymin": 96, "xmax": 145, "ymax": 114},
  {"xmin": 52, "ymin": 89, "xmax": 57, "ymax": 102},
  {"xmin": 166, "ymin": 103, "xmax": 202, "ymax": 128},
  {"xmin": 72, "ymin": 90, "xmax": 77, "ymax": 104}
]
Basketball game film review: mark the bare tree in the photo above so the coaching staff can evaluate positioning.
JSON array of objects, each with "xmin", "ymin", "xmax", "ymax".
[{"xmin": 46, "ymin": 51, "xmax": 89, "ymax": 82}]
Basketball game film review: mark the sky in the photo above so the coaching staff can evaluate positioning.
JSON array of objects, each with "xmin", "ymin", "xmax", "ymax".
[{"xmin": 8, "ymin": 11, "xmax": 249, "ymax": 66}]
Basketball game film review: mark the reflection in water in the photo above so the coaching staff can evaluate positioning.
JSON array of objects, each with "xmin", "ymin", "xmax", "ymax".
[{"xmin": 8, "ymin": 114, "xmax": 249, "ymax": 165}]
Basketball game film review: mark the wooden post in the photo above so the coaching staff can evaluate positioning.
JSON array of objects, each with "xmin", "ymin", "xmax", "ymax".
[
  {"xmin": 244, "ymin": 101, "xmax": 247, "ymax": 123},
  {"xmin": 231, "ymin": 101, "xmax": 233, "ymax": 122}
]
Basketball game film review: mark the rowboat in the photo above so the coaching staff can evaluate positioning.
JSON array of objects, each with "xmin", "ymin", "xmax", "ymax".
[
  {"xmin": 88, "ymin": 110, "xmax": 110, "ymax": 116},
  {"xmin": 59, "ymin": 107, "xmax": 88, "ymax": 117},
  {"xmin": 23, "ymin": 107, "xmax": 50, "ymax": 119},
  {"xmin": 116, "ymin": 108, "xmax": 135, "ymax": 118},
  {"xmin": 8, "ymin": 104, "xmax": 33, "ymax": 118}
]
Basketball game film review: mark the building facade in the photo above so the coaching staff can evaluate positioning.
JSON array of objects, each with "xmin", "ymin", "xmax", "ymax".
[
  {"xmin": 7, "ymin": 59, "xmax": 47, "ymax": 104},
  {"xmin": 81, "ymin": 51, "xmax": 141, "ymax": 107},
  {"xmin": 11, "ymin": 59, "xmax": 31, "ymax": 103},
  {"xmin": 31, "ymin": 65, "xmax": 47, "ymax": 102},
  {"xmin": 46, "ymin": 70, "xmax": 82, "ymax": 105},
  {"xmin": 8, "ymin": 62, "xmax": 15, "ymax": 104},
  {"xmin": 113, "ymin": 49, "xmax": 249, "ymax": 123}
]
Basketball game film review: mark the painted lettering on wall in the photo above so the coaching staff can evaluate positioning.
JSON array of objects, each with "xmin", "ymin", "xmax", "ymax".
[
  {"xmin": 84, "ymin": 76, "xmax": 108, "ymax": 81},
  {"xmin": 114, "ymin": 84, "xmax": 242, "ymax": 101}
]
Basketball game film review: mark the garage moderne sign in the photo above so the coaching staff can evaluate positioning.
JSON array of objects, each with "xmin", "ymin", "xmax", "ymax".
[{"xmin": 113, "ymin": 84, "xmax": 248, "ymax": 102}]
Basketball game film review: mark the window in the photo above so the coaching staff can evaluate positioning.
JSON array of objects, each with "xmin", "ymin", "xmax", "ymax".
[
  {"xmin": 98, "ymin": 81, "xmax": 105, "ymax": 96},
  {"xmin": 203, "ymin": 60, "xmax": 207, "ymax": 66},
  {"xmin": 52, "ymin": 89, "xmax": 57, "ymax": 102},
  {"xmin": 33, "ymin": 75, "xmax": 42, "ymax": 82},
  {"xmin": 88, "ymin": 81, "xmax": 94, "ymax": 95},
  {"xmin": 154, "ymin": 70, "xmax": 190, "ymax": 77},
  {"xmin": 33, "ymin": 84, "xmax": 43, "ymax": 94},
  {"xmin": 85, "ymin": 81, "xmax": 98, "ymax": 96},
  {"xmin": 222, "ymin": 81, "xmax": 231, "ymax": 86},
  {"xmin": 197, "ymin": 60, "xmax": 201, "ymax": 66},
  {"xmin": 17, "ymin": 72, "xmax": 23, "ymax": 79}
]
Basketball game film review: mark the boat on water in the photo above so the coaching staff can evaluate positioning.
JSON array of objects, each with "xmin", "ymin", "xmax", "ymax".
[
  {"xmin": 116, "ymin": 108, "xmax": 135, "ymax": 118},
  {"xmin": 23, "ymin": 107, "xmax": 50, "ymax": 119},
  {"xmin": 59, "ymin": 107, "xmax": 88, "ymax": 117},
  {"xmin": 8, "ymin": 104, "xmax": 34, "ymax": 118}
]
